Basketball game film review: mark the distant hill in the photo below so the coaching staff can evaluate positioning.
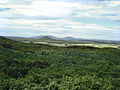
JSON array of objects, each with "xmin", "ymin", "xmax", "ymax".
[
  {"xmin": 4, "ymin": 35, "xmax": 120, "ymax": 44},
  {"xmin": 61, "ymin": 37, "xmax": 83, "ymax": 41},
  {"xmin": 5, "ymin": 36, "xmax": 29, "ymax": 42},
  {"xmin": 29, "ymin": 35, "xmax": 83, "ymax": 41},
  {"xmin": 30, "ymin": 36, "xmax": 57, "ymax": 42},
  {"xmin": 28, "ymin": 35, "xmax": 59, "ymax": 40}
]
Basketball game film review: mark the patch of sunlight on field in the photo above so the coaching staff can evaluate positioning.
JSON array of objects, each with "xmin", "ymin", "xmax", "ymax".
[
  {"xmin": 50, "ymin": 43, "xmax": 119, "ymax": 48},
  {"xmin": 32, "ymin": 42, "xmax": 119, "ymax": 48},
  {"xmin": 70, "ymin": 44, "xmax": 118, "ymax": 48},
  {"xmin": 50, "ymin": 44, "xmax": 65, "ymax": 46},
  {"xmin": 34, "ymin": 42, "xmax": 48, "ymax": 44}
]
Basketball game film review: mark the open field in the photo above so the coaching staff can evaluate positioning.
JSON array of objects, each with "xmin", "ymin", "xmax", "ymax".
[
  {"xmin": 33, "ymin": 41, "xmax": 120, "ymax": 48},
  {"xmin": 7, "ymin": 36, "xmax": 120, "ymax": 49},
  {"xmin": 69, "ymin": 44, "xmax": 119, "ymax": 48}
]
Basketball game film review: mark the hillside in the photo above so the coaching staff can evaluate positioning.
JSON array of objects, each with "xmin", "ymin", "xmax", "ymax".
[
  {"xmin": 30, "ymin": 36, "xmax": 57, "ymax": 42},
  {"xmin": 6, "ymin": 35, "xmax": 120, "ymax": 45},
  {"xmin": 5, "ymin": 36, "xmax": 29, "ymax": 42},
  {"xmin": 0, "ymin": 36, "xmax": 120, "ymax": 89},
  {"xmin": 61, "ymin": 36, "xmax": 83, "ymax": 41}
]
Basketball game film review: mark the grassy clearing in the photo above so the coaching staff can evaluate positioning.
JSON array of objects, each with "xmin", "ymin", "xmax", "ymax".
[
  {"xmin": 34, "ymin": 42, "xmax": 48, "ymax": 44},
  {"xmin": 70, "ymin": 44, "xmax": 119, "ymax": 48},
  {"xmin": 32, "ymin": 41, "xmax": 119, "ymax": 48}
]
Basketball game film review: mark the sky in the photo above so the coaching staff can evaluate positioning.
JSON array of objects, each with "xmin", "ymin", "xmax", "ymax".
[{"xmin": 0, "ymin": 0, "xmax": 120, "ymax": 40}]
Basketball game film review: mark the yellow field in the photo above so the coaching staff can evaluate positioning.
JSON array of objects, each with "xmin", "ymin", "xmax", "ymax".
[
  {"xmin": 34, "ymin": 42, "xmax": 48, "ymax": 44},
  {"xmin": 69, "ymin": 44, "xmax": 119, "ymax": 48},
  {"xmin": 33, "ymin": 42, "xmax": 120, "ymax": 48}
]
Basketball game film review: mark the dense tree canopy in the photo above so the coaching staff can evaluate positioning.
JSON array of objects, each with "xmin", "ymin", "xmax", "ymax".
[{"xmin": 0, "ymin": 36, "xmax": 120, "ymax": 90}]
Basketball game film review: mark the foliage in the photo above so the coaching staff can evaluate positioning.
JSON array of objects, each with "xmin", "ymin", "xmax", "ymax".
[{"xmin": 0, "ymin": 36, "xmax": 120, "ymax": 90}]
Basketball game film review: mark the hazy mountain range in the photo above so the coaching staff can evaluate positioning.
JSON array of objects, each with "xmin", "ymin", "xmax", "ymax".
[
  {"xmin": 5, "ymin": 35, "xmax": 84, "ymax": 41},
  {"xmin": 3, "ymin": 35, "xmax": 120, "ymax": 45}
]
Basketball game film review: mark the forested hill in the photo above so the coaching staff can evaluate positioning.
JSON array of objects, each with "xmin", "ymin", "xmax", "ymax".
[
  {"xmin": 0, "ymin": 36, "xmax": 57, "ymax": 51},
  {"xmin": 0, "ymin": 36, "xmax": 120, "ymax": 90}
]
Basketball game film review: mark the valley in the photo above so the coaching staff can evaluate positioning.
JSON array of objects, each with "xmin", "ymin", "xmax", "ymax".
[{"xmin": 6, "ymin": 35, "xmax": 120, "ymax": 49}]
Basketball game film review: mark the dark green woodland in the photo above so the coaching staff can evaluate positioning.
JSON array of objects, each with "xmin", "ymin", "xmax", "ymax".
[{"xmin": 0, "ymin": 36, "xmax": 120, "ymax": 90}]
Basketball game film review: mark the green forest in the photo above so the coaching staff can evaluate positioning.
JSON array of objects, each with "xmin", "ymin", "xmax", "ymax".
[{"xmin": 0, "ymin": 36, "xmax": 120, "ymax": 90}]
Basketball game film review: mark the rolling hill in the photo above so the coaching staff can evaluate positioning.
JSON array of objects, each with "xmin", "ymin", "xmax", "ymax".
[
  {"xmin": 61, "ymin": 36, "xmax": 83, "ymax": 41},
  {"xmin": 5, "ymin": 35, "xmax": 120, "ymax": 45},
  {"xmin": 0, "ymin": 36, "xmax": 120, "ymax": 89},
  {"xmin": 30, "ymin": 36, "xmax": 57, "ymax": 42}
]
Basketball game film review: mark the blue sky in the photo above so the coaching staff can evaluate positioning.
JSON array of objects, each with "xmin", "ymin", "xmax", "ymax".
[{"xmin": 0, "ymin": 0, "xmax": 120, "ymax": 40}]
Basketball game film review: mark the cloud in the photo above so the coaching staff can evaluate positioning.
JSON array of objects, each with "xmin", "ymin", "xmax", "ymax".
[
  {"xmin": 1, "ymin": 18, "xmax": 119, "ymax": 40},
  {"xmin": 0, "ymin": 0, "xmax": 120, "ymax": 40},
  {"xmin": 71, "ymin": 1, "xmax": 120, "ymax": 21},
  {"xmin": 0, "ymin": 0, "xmax": 78, "ymax": 18},
  {"xmin": 0, "ymin": 0, "xmax": 120, "ymax": 20}
]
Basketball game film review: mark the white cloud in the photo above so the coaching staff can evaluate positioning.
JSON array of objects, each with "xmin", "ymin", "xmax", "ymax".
[
  {"xmin": 0, "ymin": 1, "xmax": 78, "ymax": 17},
  {"xmin": 73, "ymin": 1, "xmax": 120, "ymax": 21},
  {"xmin": 0, "ymin": 0, "xmax": 120, "ymax": 40},
  {"xmin": 1, "ymin": 0, "xmax": 120, "ymax": 21},
  {"xmin": 2, "ymin": 19, "xmax": 119, "ymax": 32},
  {"xmin": 0, "ymin": 1, "xmax": 9, "ymax": 4},
  {"xmin": 106, "ymin": 1, "xmax": 120, "ymax": 6}
]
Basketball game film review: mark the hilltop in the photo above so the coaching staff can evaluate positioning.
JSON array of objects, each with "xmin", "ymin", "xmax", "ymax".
[
  {"xmin": 30, "ymin": 36, "xmax": 57, "ymax": 42},
  {"xmin": 4, "ymin": 35, "xmax": 120, "ymax": 49},
  {"xmin": 5, "ymin": 35, "xmax": 120, "ymax": 44}
]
